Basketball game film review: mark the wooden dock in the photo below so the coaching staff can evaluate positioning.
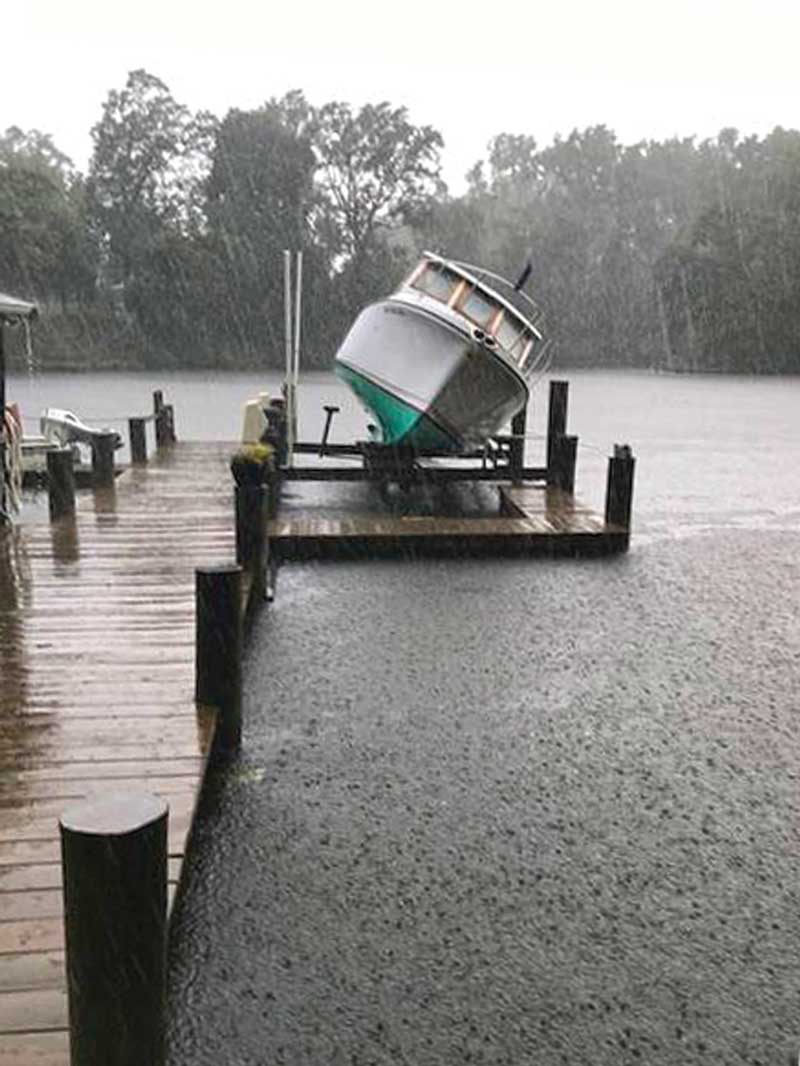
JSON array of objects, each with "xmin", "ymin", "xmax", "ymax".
[
  {"xmin": 0, "ymin": 441, "xmax": 235, "ymax": 1065},
  {"xmin": 267, "ymin": 482, "xmax": 627, "ymax": 560}
]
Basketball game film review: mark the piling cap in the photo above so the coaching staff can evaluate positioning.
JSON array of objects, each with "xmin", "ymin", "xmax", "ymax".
[{"xmin": 60, "ymin": 792, "xmax": 167, "ymax": 836}]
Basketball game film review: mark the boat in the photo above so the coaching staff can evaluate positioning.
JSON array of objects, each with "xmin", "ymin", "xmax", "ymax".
[
  {"xmin": 334, "ymin": 252, "xmax": 551, "ymax": 452},
  {"xmin": 39, "ymin": 409, "xmax": 123, "ymax": 452}
]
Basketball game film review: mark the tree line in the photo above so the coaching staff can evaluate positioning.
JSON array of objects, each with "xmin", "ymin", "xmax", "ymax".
[{"xmin": 2, "ymin": 68, "xmax": 800, "ymax": 374}]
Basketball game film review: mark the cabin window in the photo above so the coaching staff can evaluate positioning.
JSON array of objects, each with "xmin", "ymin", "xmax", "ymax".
[
  {"xmin": 494, "ymin": 311, "xmax": 525, "ymax": 354},
  {"xmin": 412, "ymin": 263, "xmax": 460, "ymax": 303},
  {"xmin": 458, "ymin": 286, "xmax": 500, "ymax": 328}
]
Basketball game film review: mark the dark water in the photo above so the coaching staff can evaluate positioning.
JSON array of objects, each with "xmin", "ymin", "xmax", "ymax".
[{"xmin": 6, "ymin": 369, "xmax": 800, "ymax": 1063}]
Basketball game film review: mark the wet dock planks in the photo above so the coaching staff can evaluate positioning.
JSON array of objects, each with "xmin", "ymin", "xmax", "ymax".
[
  {"xmin": 0, "ymin": 441, "xmax": 235, "ymax": 1064},
  {"xmin": 268, "ymin": 481, "xmax": 627, "ymax": 560}
]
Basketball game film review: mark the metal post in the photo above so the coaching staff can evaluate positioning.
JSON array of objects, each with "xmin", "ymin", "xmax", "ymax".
[
  {"xmin": 46, "ymin": 447, "xmax": 75, "ymax": 521},
  {"xmin": 546, "ymin": 380, "xmax": 569, "ymax": 477},
  {"xmin": 91, "ymin": 432, "xmax": 116, "ymax": 487},
  {"xmin": 605, "ymin": 444, "xmax": 636, "ymax": 546},
  {"xmin": 60, "ymin": 791, "xmax": 168, "ymax": 1066},
  {"xmin": 129, "ymin": 418, "xmax": 147, "ymax": 464},
  {"xmin": 292, "ymin": 250, "xmax": 303, "ymax": 451},
  {"xmin": 283, "ymin": 250, "xmax": 294, "ymax": 468},
  {"xmin": 320, "ymin": 405, "xmax": 339, "ymax": 457},
  {"xmin": 195, "ymin": 565, "xmax": 243, "ymax": 754}
]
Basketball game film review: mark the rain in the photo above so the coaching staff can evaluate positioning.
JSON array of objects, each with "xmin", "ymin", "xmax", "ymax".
[{"xmin": 2, "ymin": 2, "xmax": 800, "ymax": 1064}]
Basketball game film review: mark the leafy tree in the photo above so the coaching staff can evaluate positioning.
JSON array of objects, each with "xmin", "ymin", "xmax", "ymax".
[
  {"xmin": 313, "ymin": 100, "xmax": 444, "ymax": 264},
  {"xmin": 204, "ymin": 93, "xmax": 323, "ymax": 358},
  {"xmin": 87, "ymin": 69, "xmax": 214, "ymax": 286},
  {"xmin": 0, "ymin": 127, "xmax": 95, "ymax": 305}
]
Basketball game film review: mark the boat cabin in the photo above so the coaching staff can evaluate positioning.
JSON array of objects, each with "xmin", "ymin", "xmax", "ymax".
[{"xmin": 402, "ymin": 254, "xmax": 544, "ymax": 375}]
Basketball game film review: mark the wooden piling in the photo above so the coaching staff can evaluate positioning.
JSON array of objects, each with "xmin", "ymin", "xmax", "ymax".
[
  {"xmin": 546, "ymin": 380, "xmax": 569, "ymax": 475},
  {"xmin": 264, "ymin": 398, "xmax": 288, "ymax": 467},
  {"xmin": 129, "ymin": 418, "xmax": 147, "ymax": 464},
  {"xmin": 605, "ymin": 444, "xmax": 636, "ymax": 545},
  {"xmin": 235, "ymin": 484, "xmax": 267, "ymax": 600},
  {"xmin": 59, "ymin": 792, "xmax": 168, "ymax": 1066},
  {"xmin": 46, "ymin": 447, "xmax": 75, "ymax": 520},
  {"xmin": 91, "ymin": 431, "xmax": 116, "ymax": 486},
  {"xmin": 549, "ymin": 433, "xmax": 578, "ymax": 493},
  {"xmin": 163, "ymin": 404, "xmax": 176, "ymax": 444},
  {"xmin": 266, "ymin": 466, "xmax": 280, "ymax": 519},
  {"xmin": 0, "ymin": 321, "xmax": 6, "ymax": 520},
  {"xmin": 195, "ymin": 565, "xmax": 243, "ymax": 754},
  {"xmin": 509, "ymin": 404, "xmax": 527, "ymax": 484},
  {"xmin": 153, "ymin": 391, "xmax": 173, "ymax": 449}
]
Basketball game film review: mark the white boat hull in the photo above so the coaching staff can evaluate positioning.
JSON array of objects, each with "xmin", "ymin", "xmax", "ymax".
[{"xmin": 335, "ymin": 301, "xmax": 528, "ymax": 451}]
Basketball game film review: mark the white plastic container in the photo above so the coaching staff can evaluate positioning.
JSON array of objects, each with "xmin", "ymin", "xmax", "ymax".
[{"xmin": 241, "ymin": 392, "xmax": 270, "ymax": 444}]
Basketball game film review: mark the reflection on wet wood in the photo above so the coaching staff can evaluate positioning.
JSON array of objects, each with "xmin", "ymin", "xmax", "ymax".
[{"xmin": 0, "ymin": 442, "xmax": 236, "ymax": 1055}]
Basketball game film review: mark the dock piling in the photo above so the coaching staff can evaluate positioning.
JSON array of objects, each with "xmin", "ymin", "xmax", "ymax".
[
  {"xmin": 235, "ymin": 484, "xmax": 267, "ymax": 600},
  {"xmin": 129, "ymin": 418, "xmax": 147, "ymax": 464},
  {"xmin": 91, "ymin": 431, "xmax": 116, "ymax": 486},
  {"xmin": 510, "ymin": 404, "xmax": 527, "ymax": 484},
  {"xmin": 605, "ymin": 444, "xmax": 636, "ymax": 546},
  {"xmin": 46, "ymin": 447, "xmax": 75, "ymax": 520},
  {"xmin": 195, "ymin": 565, "xmax": 243, "ymax": 754},
  {"xmin": 153, "ymin": 391, "xmax": 173, "ymax": 449},
  {"xmin": 59, "ymin": 792, "xmax": 168, "ymax": 1066},
  {"xmin": 546, "ymin": 380, "xmax": 569, "ymax": 475},
  {"xmin": 163, "ymin": 404, "xmax": 176, "ymax": 444},
  {"xmin": 549, "ymin": 433, "xmax": 578, "ymax": 493}
]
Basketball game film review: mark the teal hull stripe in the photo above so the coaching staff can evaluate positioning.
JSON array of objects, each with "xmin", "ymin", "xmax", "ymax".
[{"xmin": 335, "ymin": 363, "xmax": 461, "ymax": 451}]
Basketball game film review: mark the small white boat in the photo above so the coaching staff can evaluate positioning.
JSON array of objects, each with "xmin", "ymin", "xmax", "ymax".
[
  {"xmin": 334, "ymin": 252, "xmax": 551, "ymax": 452},
  {"xmin": 39, "ymin": 409, "xmax": 122, "ymax": 451}
]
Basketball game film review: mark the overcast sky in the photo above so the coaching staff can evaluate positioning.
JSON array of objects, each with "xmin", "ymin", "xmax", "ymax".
[{"xmin": 3, "ymin": 0, "xmax": 799, "ymax": 191}]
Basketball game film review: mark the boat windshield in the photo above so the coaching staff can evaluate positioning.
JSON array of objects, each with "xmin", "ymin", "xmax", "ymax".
[
  {"xmin": 458, "ymin": 285, "xmax": 499, "ymax": 328},
  {"xmin": 411, "ymin": 262, "xmax": 461, "ymax": 303},
  {"xmin": 407, "ymin": 258, "xmax": 544, "ymax": 371}
]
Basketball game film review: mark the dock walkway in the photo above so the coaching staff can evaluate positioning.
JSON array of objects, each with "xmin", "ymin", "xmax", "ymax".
[
  {"xmin": 0, "ymin": 441, "xmax": 235, "ymax": 1065},
  {"xmin": 268, "ymin": 481, "xmax": 626, "ymax": 559}
]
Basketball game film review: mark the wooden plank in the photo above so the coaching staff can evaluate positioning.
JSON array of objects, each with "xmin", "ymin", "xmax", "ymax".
[
  {"xmin": 0, "ymin": 920, "xmax": 63, "ymax": 957},
  {"xmin": 5, "ymin": 758, "xmax": 203, "ymax": 782},
  {"xmin": 0, "ymin": 892, "xmax": 62, "ymax": 923},
  {"xmin": 0, "ymin": 952, "xmax": 65, "ymax": 993},
  {"xmin": 0, "ymin": 1030, "xmax": 68, "ymax": 1065},
  {"xmin": 0, "ymin": 989, "xmax": 68, "ymax": 1034},
  {"xmin": 0, "ymin": 441, "xmax": 231, "ymax": 1050}
]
